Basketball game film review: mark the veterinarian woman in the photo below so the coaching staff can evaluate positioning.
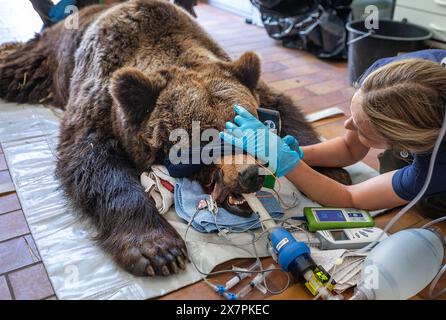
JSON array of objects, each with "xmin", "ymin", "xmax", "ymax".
[{"xmin": 221, "ymin": 49, "xmax": 446, "ymax": 218}]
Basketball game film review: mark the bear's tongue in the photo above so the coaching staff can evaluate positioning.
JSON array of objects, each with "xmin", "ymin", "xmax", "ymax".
[{"xmin": 211, "ymin": 181, "xmax": 229, "ymax": 204}]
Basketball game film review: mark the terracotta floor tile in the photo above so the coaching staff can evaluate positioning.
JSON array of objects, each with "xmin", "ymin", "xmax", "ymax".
[
  {"xmin": 259, "ymin": 51, "xmax": 302, "ymax": 63},
  {"xmin": 271, "ymin": 78, "xmax": 303, "ymax": 91},
  {"xmin": 284, "ymin": 87, "xmax": 317, "ymax": 102},
  {"xmin": 261, "ymin": 61, "xmax": 288, "ymax": 73},
  {"xmin": 0, "ymin": 210, "xmax": 29, "ymax": 242},
  {"xmin": 9, "ymin": 263, "xmax": 54, "ymax": 300},
  {"xmin": 306, "ymin": 79, "xmax": 350, "ymax": 95},
  {"xmin": 0, "ymin": 237, "xmax": 40, "ymax": 274},
  {"xmin": 297, "ymin": 91, "xmax": 353, "ymax": 113},
  {"xmin": 0, "ymin": 193, "xmax": 21, "ymax": 215},
  {"xmin": 278, "ymin": 55, "xmax": 320, "ymax": 68},
  {"xmin": 225, "ymin": 39, "xmax": 277, "ymax": 53},
  {"xmin": 0, "ymin": 275, "xmax": 12, "ymax": 300},
  {"xmin": 283, "ymin": 64, "xmax": 323, "ymax": 77},
  {"xmin": 263, "ymin": 64, "xmax": 323, "ymax": 82}
]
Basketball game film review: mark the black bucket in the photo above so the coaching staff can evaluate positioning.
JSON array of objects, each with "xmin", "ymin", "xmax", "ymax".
[{"xmin": 346, "ymin": 20, "xmax": 432, "ymax": 84}]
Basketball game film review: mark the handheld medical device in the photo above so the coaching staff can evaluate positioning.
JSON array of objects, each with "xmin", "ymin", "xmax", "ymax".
[
  {"xmin": 314, "ymin": 227, "xmax": 387, "ymax": 250},
  {"xmin": 257, "ymin": 107, "xmax": 282, "ymax": 190},
  {"xmin": 304, "ymin": 207, "xmax": 374, "ymax": 232},
  {"xmin": 257, "ymin": 107, "xmax": 281, "ymax": 133}
]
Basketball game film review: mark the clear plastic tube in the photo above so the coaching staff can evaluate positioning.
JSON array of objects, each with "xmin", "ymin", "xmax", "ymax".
[
  {"xmin": 429, "ymin": 264, "xmax": 446, "ymax": 299},
  {"xmin": 423, "ymin": 218, "xmax": 446, "ymax": 300},
  {"xmin": 422, "ymin": 216, "xmax": 446, "ymax": 229}
]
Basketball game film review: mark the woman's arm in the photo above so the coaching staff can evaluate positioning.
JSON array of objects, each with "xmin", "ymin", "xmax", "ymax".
[
  {"xmin": 302, "ymin": 130, "xmax": 370, "ymax": 167},
  {"xmin": 286, "ymin": 161, "xmax": 408, "ymax": 210}
]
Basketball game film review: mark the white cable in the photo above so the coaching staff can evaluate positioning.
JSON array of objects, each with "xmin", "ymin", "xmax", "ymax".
[{"xmin": 422, "ymin": 216, "xmax": 446, "ymax": 229}]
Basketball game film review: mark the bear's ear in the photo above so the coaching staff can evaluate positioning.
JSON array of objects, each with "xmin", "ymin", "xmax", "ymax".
[
  {"xmin": 110, "ymin": 67, "xmax": 167, "ymax": 126},
  {"xmin": 232, "ymin": 52, "xmax": 261, "ymax": 91}
]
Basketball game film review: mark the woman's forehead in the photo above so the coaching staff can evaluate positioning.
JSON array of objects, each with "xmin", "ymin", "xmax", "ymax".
[
  {"xmin": 350, "ymin": 90, "xmax": 363, "ymax": 117},
  {"xmin": 350, "ymin": 90, "xmax": 387, "ymax": 143}
]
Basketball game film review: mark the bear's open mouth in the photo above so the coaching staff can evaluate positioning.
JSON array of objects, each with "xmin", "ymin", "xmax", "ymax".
[{"xmin": 223, "ymin": 193, "xmax": 252, "ymax": 218}]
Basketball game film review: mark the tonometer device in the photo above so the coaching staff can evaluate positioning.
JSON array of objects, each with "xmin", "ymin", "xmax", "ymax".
[{"xmin": 315, "ymin": 227, "xmax": 387, "ymax": 250}]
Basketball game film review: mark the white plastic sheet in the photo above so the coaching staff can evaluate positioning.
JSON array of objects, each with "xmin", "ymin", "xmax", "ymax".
[{"xmin": 0, "ymin": 101, "xmax": 378, "ymax": 300}]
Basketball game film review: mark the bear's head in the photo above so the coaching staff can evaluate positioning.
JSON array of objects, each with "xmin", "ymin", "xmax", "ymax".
[{"xmin": 110, "ymin": 52, "xmax": 266, "ymax": 216}]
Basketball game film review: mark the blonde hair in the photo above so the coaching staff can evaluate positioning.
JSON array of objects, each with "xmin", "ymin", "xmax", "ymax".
[{"xmin": 360, "ymin": 58, "xmax": 446, "ymax": 153}]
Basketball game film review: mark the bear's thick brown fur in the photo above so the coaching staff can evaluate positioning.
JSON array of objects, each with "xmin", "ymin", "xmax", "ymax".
[{"xmin": 0, "ymin": 0, "xmax": 350, "ymax": 277}]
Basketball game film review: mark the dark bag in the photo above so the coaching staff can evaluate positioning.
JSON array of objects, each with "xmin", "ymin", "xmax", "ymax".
[{"xmin": 251, "ymin": 0, "xmax": 352, "ymax": 60}]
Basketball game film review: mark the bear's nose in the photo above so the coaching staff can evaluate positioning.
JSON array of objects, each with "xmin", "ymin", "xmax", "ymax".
[{"xmin": 238, "ymin": 165, "xmax": 264, "ymax": 192}]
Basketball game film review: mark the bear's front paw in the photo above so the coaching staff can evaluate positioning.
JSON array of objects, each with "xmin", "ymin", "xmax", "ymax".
[{"xmin": 111, "ymin": 216, "xmax": 189, "ymax": 277}]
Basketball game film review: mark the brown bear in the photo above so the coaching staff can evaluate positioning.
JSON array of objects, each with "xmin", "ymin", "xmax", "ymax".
[{"xmin": 0, "ymin": 0, "xmax": 350, "ymax": 277}]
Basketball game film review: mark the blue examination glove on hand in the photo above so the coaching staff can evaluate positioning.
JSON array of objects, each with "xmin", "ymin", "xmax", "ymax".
[
  {"xmin": 282, "ymin": 135, "xmax": 304, "ymax": 159},
  {"xmin": 49, "ymin": 0, "xmax": 77, "ymax": 23},
  {"xmin": 219, "ymin": 104, "xmax": 303, "ymax": 177}
]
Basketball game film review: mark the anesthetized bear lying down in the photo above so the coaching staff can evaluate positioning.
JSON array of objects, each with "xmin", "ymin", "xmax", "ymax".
[{"xmin": 0, "ymin": 0, "xmax": 350, "ymax": 277}]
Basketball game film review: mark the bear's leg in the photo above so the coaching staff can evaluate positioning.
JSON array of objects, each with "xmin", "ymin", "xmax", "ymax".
[
  {"xmin": 0, "ymin": 37, "xmax": 54, "ymax": 105},
  {"xmin": 57, "ymin": 130, "xmax": 188, "ymax": 276},
  {"xmin": 256, "ymin": 82, "xmax": 352, "ymax": 185}
]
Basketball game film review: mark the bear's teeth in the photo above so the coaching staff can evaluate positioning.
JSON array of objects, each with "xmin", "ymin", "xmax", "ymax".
[{"xmin": 228, "ymin": 195, "xmax": 246, "ymax": 205}]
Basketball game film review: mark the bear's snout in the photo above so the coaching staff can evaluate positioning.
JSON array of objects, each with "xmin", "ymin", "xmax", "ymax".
[{"xmin": 238, "ymin": 165, "xmax": 264, "ymax": 192}]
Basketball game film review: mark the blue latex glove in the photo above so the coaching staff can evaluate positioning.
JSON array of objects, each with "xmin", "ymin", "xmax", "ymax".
[
  {"xmin": 282, "ymin": 135, "xmax": 304, "ymax": 159},
  {"xmin": 219, "ymin": 104, "xmax": 303, "ymax": 177},
  {"xmin": 49, "ymin": 0, "xmax": 77, "ymax": 23}
]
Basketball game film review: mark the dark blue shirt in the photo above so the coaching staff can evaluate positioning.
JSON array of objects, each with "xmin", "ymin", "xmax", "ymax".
[{"xmin": 361, "ymin": 49, "xmax": 446, "ymax": 200}]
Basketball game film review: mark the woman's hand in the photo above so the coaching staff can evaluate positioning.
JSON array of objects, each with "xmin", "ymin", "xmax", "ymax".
[{"xmin": 219, "ymin": 104, "xmax": 303, "ymax": 177}]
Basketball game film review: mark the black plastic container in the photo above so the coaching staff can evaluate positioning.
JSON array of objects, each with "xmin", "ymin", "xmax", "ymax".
[{"xmin": 346, "ymin": 20, "xmax": 432, "ymax": 84}]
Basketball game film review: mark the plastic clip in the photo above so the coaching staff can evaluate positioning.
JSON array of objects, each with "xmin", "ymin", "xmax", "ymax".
[{"xmin": 207, "ymin": 195, "xmax": 218, "ymax": 215}]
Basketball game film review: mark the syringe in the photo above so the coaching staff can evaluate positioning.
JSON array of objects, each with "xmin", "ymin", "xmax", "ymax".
[
  {"xmin": 226, "ymin": 260, "xmax": 261, "ymax": 290},
  {"xmin": 236, "ymin": 264, "xmax": 275, "ymax": 299}
]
